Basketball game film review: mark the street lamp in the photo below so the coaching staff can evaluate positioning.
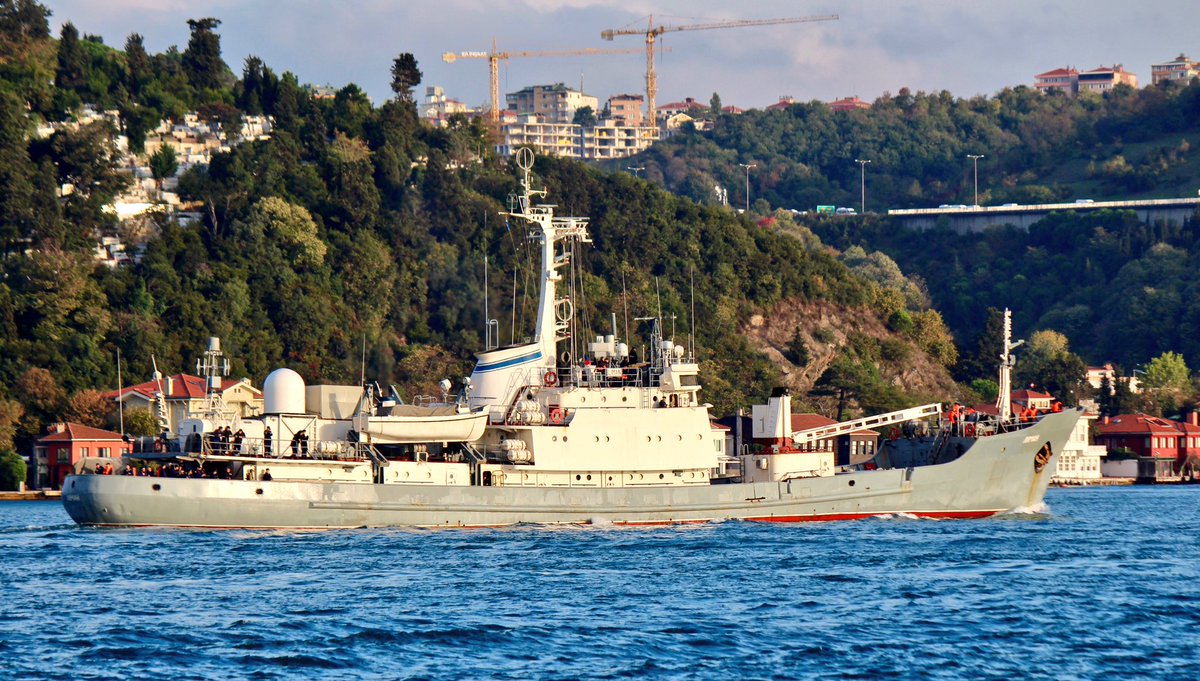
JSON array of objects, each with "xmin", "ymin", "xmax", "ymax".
[
  {"xmin": 967, "ymin": 154, "xmax": 985, "ymax": 207},
  {"xmin": 854, "ymin": 159, "xmax": 871, "ymax": 214},
  {"xmin": 626, "ymin": 166, "xmax": 644, "ymax": 178},
  {"xmin": 738, "ymin": 163, "xmax": 756, "ymax": 213}
]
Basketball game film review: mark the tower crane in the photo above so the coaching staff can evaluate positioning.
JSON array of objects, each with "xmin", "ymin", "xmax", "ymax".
[
  {"xmin": 442, "ymin": 40, "xmax": 645, "ymax": 123},
  {"xmin": 601, "ymin": 14, "xmax": 839, "ymax": 123}
]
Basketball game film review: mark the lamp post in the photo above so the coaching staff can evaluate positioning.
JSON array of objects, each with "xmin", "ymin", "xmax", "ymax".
[
  {"xmin": 967, "ymin": 154, "xmax": 984, "ymax": 207},
  {"xmin": 738, "ymin": 163, "xmax": 756, "ymax": 213},
  {"xmin": 626, "ymin": 166, "xmax": 644, "ymax": 179},
  {"xmin": 854, "ymin": 158, "xmax": 871, "ymax": 214}
]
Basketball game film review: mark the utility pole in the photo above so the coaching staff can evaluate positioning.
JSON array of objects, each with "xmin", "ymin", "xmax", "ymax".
[
  {"xmin": 855, "ymin": 158, "xmax": 871, "ymax": 213},
  {"xmin": 967, "ymin": 154, "xmax": 984, "ymax": 207},
  {"xmin": 738, "ymin": 163, "xmax": 756, "ymax": 213}
]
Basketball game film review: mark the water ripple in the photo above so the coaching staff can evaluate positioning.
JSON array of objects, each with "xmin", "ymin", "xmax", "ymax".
[{"xmin": 2, "ymin": 489, "xmax": 1200, "ymax": 679}]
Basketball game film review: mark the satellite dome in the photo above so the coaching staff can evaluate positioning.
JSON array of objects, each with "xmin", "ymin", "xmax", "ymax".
[{"xmin": 263, "ymin": 368, "xmax": 306, "ymax": 414}]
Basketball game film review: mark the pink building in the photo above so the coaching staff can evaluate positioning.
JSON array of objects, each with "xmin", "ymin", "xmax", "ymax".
[
  {"xmin": 829, "ymin": 96, "xmax": 871, "ymax": 112},
  {"xmin": 605, "ymin": 94, "xmax": 644, "ymax": 127},
  {"xmin": 1077, "ymin": 64, "xmax": 1138, "ymax": 93}
]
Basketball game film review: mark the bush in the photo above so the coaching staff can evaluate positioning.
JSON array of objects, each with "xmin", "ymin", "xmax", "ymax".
[
  {"xmin": 0, "ymin": 450, "xmax": 27, "ymax": 491},
  {"xmin": 887, "ymin": 309, "xmax": 914, "ymax": 333},
  {"xmin": 785, "ymin": 329, "xmax": 810, "ymax": 366}
]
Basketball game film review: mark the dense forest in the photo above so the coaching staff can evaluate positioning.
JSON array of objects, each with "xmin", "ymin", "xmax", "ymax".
[
  {"xmin": 0, "ymin": 2, "xmax": 961, "ymax": 459},
  {"xmin": 626, "ymin": 81, "xmax": 1200, "ymax": 211}
]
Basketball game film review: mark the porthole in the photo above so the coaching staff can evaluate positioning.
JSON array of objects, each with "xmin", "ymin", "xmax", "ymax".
[
  {"xmin": 601, "ymin": 396, "xmax": 607, "ymax": 403},
  {"xmin": 605, "ymin": 436, "xmax": 610, "ymax": 442},
  {"xmin": 552, "ymin": 435, "xmax": 558, "ymax": 442},
  {"xmin": 586, "ymin": 474, "xmax": 592, "ymax": 481},
  {"xmin": 575, "ymin": 474, "xmax": 581, "ymax": 481},
  {"xmin": 152, "ymin": 483, "xmax": 161, "ymax": 491},
  {"xmin": 581, "ymin": 397, "xmax": 586, "ymax": 403},
  {"xmin": 622, "ymin": 396, "xmax": 628, "ymax": 402},
  {"xmin": 646, "ymin": 436, "xmax": 652, "ymax": 442},
  {"xmin": 677, "ymin": 435, "xmax": 683, "ymax": 441},
  {"xmin": 849, "ymin": 479, "xmax": 856, "ymax": 487},
  {"xmin": 697, "ymin": 434, "xmax": 704, "ymax": 441},
  {"xmin": 656, "ymin": 435, "xmax": 662, "ymax": 442},
  {"xmin": 659, "ymin": 473, "xmax": 665, "ymax": 479},
  {"xmin": 256, "ymin": 488, "xmax": 264, "ymax": 495},
  {"xmin": 608, "ymin": 476, "xmax": 613, "ymax": 482},
  {"xmin": 594, "ymin": 436, "xmax": 600, "ymax": 442},
  {"xmin": 563, "ymin": 436, "xmax": 568, "ymax": 442}
]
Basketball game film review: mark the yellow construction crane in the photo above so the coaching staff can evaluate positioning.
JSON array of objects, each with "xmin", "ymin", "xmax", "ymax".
[
  {"xmin": 601, "ymin": 14, "xmax": 839, "ymax": 123},
  {"xmin": 442, "ymin": 40, "xmax": 645, "ymax": 123}
]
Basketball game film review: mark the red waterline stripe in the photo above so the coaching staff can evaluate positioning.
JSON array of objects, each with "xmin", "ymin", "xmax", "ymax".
[{"xmin": 747, "ymin": 509, "xmax": 999, "ymax": 522}]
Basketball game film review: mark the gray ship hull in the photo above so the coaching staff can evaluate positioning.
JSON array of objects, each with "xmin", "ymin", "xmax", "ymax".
[{"xmin": 62, "ymin": 412, "xmax": 1076, "ymax": 528}]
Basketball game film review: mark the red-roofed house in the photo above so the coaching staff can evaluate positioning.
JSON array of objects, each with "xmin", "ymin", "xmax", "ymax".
[
  {"xmin": 1035, "ymin": 67, "xmax": 1079, "ymax": 94},
  {"xmin": 766, "ymin": 96, "xmax": 796, "ymax": 111},
  {"xmin": 1094, "ymin": 413, "xmax": 1200, "ymax": 481},
  {"xmin": 1078, "ymin": 64, "xmax": 1137, "ymax": 93},
  {"xmin": 829, "ymin": 96, "xmax": 870, "ymax": 112},
  {"xmin": 34, "ymin": 423, "xmax": 132, "ymax": 489},
  {"xmin": 102, "ymin": 373, "xmax": 263, "ymax": 433},
  {"xmin": 1011, "ymin": 388, "xmax": 1054, "ymax": 412}
]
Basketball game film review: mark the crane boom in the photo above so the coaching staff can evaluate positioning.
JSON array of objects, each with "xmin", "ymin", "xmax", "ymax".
[
  {"xmin": 601, "ymin": 14, "xmax": 838, "ymax": 122},
  {"xmin": 442, "ymin": 41, "xmax": 643, "ymax": 122}
]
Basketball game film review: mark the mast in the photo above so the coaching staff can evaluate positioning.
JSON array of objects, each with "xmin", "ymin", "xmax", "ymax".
[
  {"xmin": 502, "ymin": 148, "xmax": 591, "ymax": 369},
  {"xmin": 995, "ymin": 308, "xmax": 1025, "ymax": 421}
]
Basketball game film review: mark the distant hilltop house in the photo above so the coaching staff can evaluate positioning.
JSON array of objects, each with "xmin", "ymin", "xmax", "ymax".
[
  {"xmin": 1094, "ymin": 412, "xmax": 1200, "ymax": 482},
  {"xmin": 102, "ymin": 373, "xmax": 263, "ymax": 434},
  {"xmin": 829, "ymin": 96, "xmax": 871, "ymax": 112},
  {"xmin": 1151, "ymin": 54, "xmax": 1198, "ymax": 85},
  {"xmin": 32, "ymin": 423, "xmax": 132, "ymax": 490},
  {"xmin": 1085, "ymin": 363, "xmax": 1143, "ymax": 394},
  {"xmin": 498, "ymin": 85, "xmax": 660, "ymax": 161},
  {"xmin": 421, "ymin": 86, "xmax": 472, "ymax": 127},
  {"xmin": 1034, "ymin": 64, "xmax": 1137, "ymax": 94}
]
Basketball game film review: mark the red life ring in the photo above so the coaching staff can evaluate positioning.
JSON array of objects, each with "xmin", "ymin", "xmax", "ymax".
[
  {"xmin": 888, "ymin": 428, "xmax": 900, "ymax": 441},
  {"xmin": 543, "ymin": 370, "xmax": 558, "ymax": 387},
  {"xmin": 965, "ymin": 423, "xmax": 976, "ymax": 437},
  {"xmin": 549, "ymin": 408, "xmax": 564, "ymax": 424}
]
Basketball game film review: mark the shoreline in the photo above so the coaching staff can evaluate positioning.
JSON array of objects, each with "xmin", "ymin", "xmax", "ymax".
[{"xmin": 0, "ymin": 490, "xmax": 63, "ymax": 502}]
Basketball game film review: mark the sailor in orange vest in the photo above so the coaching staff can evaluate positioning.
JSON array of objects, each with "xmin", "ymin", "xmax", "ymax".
[{"xmin": 1051, "ymin": 401, "xmax": 1063, "ymax": 413}]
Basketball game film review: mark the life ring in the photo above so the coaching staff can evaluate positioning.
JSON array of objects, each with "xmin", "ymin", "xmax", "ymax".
[
  {"xmin": 549, "ymin": 408, "xmax": 564, "ymax": 424},
  {"xmin": 888, "ymin": 427, "xmax": 900, "ymax": 441},
  {"xmin": 964, "ymin": 423, "xmax": 976, "ymax": 437},
  {"xmin": 543, "ymin": 370, "xmax": 558, "ymax": 387}
]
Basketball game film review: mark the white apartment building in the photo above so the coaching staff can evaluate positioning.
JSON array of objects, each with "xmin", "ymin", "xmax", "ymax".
[
  {"xmin": 1052, "ymin": 412, "xmax": 1108, "ymax": 484},
  {"xmin": 506, "ymin": 83, "xmax": 599, "ymax": 124}
]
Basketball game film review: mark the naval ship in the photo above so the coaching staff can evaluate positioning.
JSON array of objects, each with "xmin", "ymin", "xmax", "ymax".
[{"xmin": 62, "ymin": 149, "xmax": 1079, "ymax": 528}]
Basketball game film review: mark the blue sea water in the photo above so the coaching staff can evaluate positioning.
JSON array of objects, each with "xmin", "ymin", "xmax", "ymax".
[{"xmin": 2, "ymin": 487, "xmax": 1199, "ymax": 680}]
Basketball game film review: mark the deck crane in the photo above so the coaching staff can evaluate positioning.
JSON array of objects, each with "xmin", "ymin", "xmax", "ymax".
[
  {"xmin": 442, "ymin": 40, "xmax": 644, "ymax": 123},
  {"xmin": 601, "ymin": 14, "xmax": 839, "ymax": 123}
]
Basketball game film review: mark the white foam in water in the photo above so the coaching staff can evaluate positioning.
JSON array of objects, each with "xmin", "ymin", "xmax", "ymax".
[
  {"xmin": 1000, "ymin": 501, "xmax": 1051, "ymax": 516},
  {"xmin": 871, "ymin": 512, "xmax": 920, "ymax": 521},
  {"xmin": 588, "ymin": 517, "xmax": 614, "ymax": 527}
]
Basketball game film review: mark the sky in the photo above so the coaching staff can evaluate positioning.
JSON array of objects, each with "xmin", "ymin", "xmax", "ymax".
[{"xmin": 40, "ymin": 0, "xmax": 1200, "ymax": 110}]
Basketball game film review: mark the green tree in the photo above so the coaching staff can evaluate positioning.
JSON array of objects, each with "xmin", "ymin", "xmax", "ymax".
[
  {"xmin": 389, "ymin": 52, "xmax": 421, "ymax": 102},
  {"xmin": 1142, "ymin": 351, "xmax": 1190, "ymax": 392},
  {"xmin": 709, "ymin": 92, "xmax": 722, "ymax": 116},
  {"xmin": 182, "ymin": 17, "xmax": 227, "ymax": 91},
  {"xmin": 572, "ymin": 106, "xmax": 597, "ymax": 128},
  {"xmin": 0, "ymin": 0, "xmax": 51, "ymax": 41},
  {"xmin": 0, "ymin": 450, "xmax": 26, "ymax": 491},
  {"xmin": 124, "ymin": 32, "xmax": 152, "ymax": 97},
  {"xmin": 54, "ymin": 21, "xmax": 87, "ymax": 92},
  {"xmin": 148, "ymin": 143, "xmax": 178, "ymax": 195},
  {"xmin": 242, "ymin": 196, "xmax": 326, "ymax": 269},
  {"xmin": 118, "ymin": 407, "xmax": 158, "ymax": 437},
  {"xmin": 1016, "ymin": 330, "xmax": 1087, "ymax": 405}
]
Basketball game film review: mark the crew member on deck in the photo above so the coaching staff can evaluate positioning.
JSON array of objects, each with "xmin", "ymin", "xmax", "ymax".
[{"xmin": 263, "ymin": 426, "xmax": 273, "ymax": 456}]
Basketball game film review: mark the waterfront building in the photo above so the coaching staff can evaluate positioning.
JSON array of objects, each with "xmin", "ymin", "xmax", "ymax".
[
  {"xmin": 1151, "ymin": 54, "xmax": 1198, "ymax": 85},
  {"xmin": 1094, "ymin": 412, "xmax": 1200, "ymax": 481},
  {"xmin": 33, "ymin": 423, "xmax": 132, "ymax": 490},
  {"xmin": 1053, "ymin": 411, "xmax": 1107, "ymax": 484},
  {"xmin": 102, "ymin": 374, "xmax": 263, "ymax": 433}
]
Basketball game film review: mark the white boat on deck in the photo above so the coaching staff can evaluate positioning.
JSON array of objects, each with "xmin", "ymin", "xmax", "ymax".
[{"xmin": 353, "ymin": 404, "xmax": 488, "ymax": 444}]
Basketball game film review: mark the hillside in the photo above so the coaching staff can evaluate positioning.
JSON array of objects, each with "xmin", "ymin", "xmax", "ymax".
[
  {"xmin": 620, "ymin": 83, "xmax": 1200, "ymax": 212},
  {"xmin": 0, "ymin": 4, "xmax": 958, "ymax": 456}
]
